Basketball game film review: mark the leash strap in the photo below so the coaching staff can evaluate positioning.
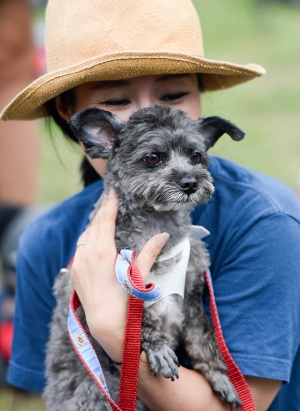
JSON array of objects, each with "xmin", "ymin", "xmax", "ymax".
[
  {"xmin": 68, "ymin": 291, "xmax": 122, "ymax": 410},
  {"xmin": 117, "ymin": 251, "xmax": 147, "ymax": 411},
  {"xmin": 115, "ymin": 250, "xmax": 163, "ymax": 302},
  {"xmin": 68, "ymin": 254, "xmax": 255, "ymax": 411},
  {"xmin": 205, "ymin": 270, "xmax": 256, "ymax": 411}
]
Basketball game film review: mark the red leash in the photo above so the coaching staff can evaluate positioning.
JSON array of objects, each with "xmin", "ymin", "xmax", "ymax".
[
  {"xmin": 118, "ymin": 261, "xmax": 145, "ymax": 411},
  {"xmin": 205, "ymin": 270, "xmax": 256, "ymax": 411}
]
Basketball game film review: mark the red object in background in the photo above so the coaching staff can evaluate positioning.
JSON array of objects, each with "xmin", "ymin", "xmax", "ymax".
[
  {"xmin": 33, "ymin": 47, "xmax": 46, "ymax": 78},
  {"xmin": 0, "ymin": 321, "xmax": 13, "ymax": 362}
]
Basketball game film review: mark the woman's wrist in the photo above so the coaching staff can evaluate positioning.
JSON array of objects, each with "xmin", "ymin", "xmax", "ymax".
[{"xmin": 89, "ymin": 324, "xmax": 125, "ymax": 364}]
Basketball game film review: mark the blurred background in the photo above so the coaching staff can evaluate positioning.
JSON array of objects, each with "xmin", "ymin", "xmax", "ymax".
[{"xmin": 0, "ymin": 0, "xmax": 299, "ymax": 409}]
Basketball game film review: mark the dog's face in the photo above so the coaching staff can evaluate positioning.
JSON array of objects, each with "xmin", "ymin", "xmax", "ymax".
[
  {"xmin": 110, "ymin": 109, "xmax": 214, "ymax": 211},
  {"xmin": 69, "ymin": 105, "xmax": 245, "ymax": 211}
]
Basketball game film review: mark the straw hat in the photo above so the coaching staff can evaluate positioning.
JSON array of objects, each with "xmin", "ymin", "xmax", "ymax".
[{"xmin": 1, "ymin": 0, "xmax": 266, "ymax": 121}]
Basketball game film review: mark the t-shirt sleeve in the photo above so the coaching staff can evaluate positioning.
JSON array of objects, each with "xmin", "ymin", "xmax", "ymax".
[
  {"xmin": 209, "ymin": 212, "xmax": 300, "ymax": 383},
  {"xmin": 6, "ymin": 180, "xmax": 102, "ymax": 392},
  {"xmin": 7, "ymin": 224, "xmax": 66, "ymax": 392}
]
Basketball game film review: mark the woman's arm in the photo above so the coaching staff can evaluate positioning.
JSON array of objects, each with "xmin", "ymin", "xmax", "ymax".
[
  {"xmin": 245, "ymin": 377, "xmax": 281, "ymax": 411},
  {"xmin": 138, "ymin": 360, "xmax": 281, "ymax": 411},
  {"xmin": 70, "ymin": 190, "xmax": 281, "ymax": 411},
  {"xmin": 138, "ymin": 355, "xmax": 233, "ymax": 411}
]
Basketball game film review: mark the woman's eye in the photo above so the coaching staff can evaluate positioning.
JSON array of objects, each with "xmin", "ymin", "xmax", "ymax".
[
  {"xmin": 102, "ymin": 98, "xmax": 130, "ymax": 106},
  {"xmin": 144, "ymin": 153, "xmax": 161, "ymax": 166},
  {"xmin": 160, "ymin": 91, "xmax": 189, "ymax": 102},
  {"xmin": 191, "ymin": 152, "xmax": 202, "ymax": 164}
]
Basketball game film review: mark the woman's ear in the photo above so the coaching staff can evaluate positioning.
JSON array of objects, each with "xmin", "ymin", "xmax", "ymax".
[{"xmin": 55, "ymin": 95, "xmax": 73, "ymax": 121}]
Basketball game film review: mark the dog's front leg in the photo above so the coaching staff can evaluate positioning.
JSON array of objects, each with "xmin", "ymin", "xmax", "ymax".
[
  {"xmin": 183, "ymin": 242, "xmax": 242, "ymax": 408},
  {"xmin": 141, "ymin": 306, "xmax": 179, "ymax": 381}
]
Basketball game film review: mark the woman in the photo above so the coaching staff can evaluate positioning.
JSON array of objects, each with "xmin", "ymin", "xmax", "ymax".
[{"xmin": 1, "ymin": 0, "xmax": 300, "ymax": 410}]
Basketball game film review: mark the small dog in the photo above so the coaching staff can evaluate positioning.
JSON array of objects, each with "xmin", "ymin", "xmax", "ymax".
[{"xmin": 44, "ymin": 105, "xmax": 245, "ymax": 411}]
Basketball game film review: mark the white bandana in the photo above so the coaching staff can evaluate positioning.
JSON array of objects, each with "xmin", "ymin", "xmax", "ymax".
[{"xmin": 144, "ymin": 226, "xmax": 210, "ymax": 308}]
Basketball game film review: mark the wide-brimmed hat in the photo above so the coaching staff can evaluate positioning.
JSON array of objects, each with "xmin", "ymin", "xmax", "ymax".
[{"xmin": 1, "ymin": 0, "xmax": 266, "ymax": 121}]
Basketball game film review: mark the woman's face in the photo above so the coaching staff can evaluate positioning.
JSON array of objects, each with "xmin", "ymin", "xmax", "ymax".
[{"xmin": 57, "ymin": 74, "xmax": 201, "ymax": 177}]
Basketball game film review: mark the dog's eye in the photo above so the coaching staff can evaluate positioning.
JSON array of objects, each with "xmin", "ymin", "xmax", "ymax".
[
  {"xmin": 145, "ymin": 153, "xmax": 161, "ymax": 166},
  {"xmin": 191, "ymin": 152, "xmax": 202, "ymax": 164}
]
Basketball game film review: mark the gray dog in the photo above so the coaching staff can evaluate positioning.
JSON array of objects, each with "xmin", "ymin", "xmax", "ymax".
[{"xmin": 44, "ymin": 105, "xmax": 245, "ymax": 410}]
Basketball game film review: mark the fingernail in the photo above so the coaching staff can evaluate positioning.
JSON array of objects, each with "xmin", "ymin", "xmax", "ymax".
[{"xmin": 156, "ymin": 232, "xmax": 169, "ymax": 247}]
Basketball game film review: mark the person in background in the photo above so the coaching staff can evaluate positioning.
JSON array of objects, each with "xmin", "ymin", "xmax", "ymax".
[
  {"xmin": 0, "ymin": 0, "xmax": 46, "ymax": 386},
  {"xmin": 0, "ymin": 0, "xmax": 39, "ymax": 237}
]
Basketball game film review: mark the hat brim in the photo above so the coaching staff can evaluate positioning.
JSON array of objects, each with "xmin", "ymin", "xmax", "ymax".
[{"xmin": 0, "ymin": 51, "xmax": 266, "ymax": 120}]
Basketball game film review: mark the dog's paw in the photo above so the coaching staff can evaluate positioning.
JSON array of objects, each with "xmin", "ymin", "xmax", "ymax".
[
  {"xmin": 209, "ymin": 371, "xmax": 242, "ymax": 408},
  {"xmin": 145, "ymin": 344, "xmax": 179, "ymax": 381}
]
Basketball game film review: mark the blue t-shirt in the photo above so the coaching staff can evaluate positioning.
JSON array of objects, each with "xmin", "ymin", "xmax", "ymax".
[{"xmin": 7, "ymin": 157, "xmax": 300, "ymax": 410}]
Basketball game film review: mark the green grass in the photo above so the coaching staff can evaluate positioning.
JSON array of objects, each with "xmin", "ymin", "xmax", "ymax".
[
  {"xmin": 37, "ymin": 122, "xmax": 83, "ymax": 203},
  {"xmin": 196, "ymin": 0, "xmax": 300, "ymax": 190},
  {"xmin": 1, "ymin": 1, "xmax": 300, "ymax": 409},
  {"xmin": 0, "ymin": 389, "xmax": 45, "ymax": 411},
  {"xmin": 195, "ymin": 0, "xmax": 300, "ymax": 188}
]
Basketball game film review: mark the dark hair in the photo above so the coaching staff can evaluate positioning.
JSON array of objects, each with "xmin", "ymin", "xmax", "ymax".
[
  {"xmin": 197, "ymin": 74, "xmax": 204, "ymax": 92},
  {"xmin": 45, "ymin": 74, "xmax": 204, "ymax": 187},
  {"xmin": 45, "ymin": 90, "xmax": 101, "ymax": 187}
]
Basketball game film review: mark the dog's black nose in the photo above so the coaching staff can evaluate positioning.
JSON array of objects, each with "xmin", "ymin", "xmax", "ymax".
[{"xmin": 180, "ymin": 177, "xmax": 198, "ymax": 195}]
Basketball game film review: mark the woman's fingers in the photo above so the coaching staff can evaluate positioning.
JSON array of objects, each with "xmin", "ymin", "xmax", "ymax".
[
  {"xmin": 74, "ymin": 189, "xmax": 118, "ymax": 263},
  {"xmin": 135, "ymin": 232, "xmax": 169, "ymax": 282},
  {"xmin": 87, "ymin": 189, "xmax": 118, "ymax": 252},
  {"xmin": 71, "ymin": 189, "xmax": 119, "ymax": 291}
]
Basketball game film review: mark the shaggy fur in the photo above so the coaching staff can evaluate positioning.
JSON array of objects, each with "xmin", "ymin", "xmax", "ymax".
[{"xmin": 44, "ymin": 105, "xmax": 245, "ymax": 410}]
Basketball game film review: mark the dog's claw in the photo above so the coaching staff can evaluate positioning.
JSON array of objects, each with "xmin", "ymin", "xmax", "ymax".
[{"xmin": 145, "ymin": 343, "xmax": 179, "ymax": 380}]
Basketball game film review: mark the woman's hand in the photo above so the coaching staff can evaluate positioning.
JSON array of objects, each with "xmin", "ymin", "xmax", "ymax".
[{"xmin": 70, "ymin": 189, "xmax": 169, "ymax": 362}]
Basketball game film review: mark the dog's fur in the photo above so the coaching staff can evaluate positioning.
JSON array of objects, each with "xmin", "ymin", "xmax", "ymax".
[{"xmin": 44, "ymin": 105, "xmax": 245, "ymax": 410}]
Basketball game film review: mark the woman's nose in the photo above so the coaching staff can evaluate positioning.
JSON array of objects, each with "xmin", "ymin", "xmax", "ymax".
[{"xmin": 135, "ymin": 95, "xmax": 155, "ymax": 111}]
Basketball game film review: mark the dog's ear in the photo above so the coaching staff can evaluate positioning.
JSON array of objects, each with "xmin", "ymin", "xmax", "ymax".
[
  {"xmin": 68, "ymin": 108, "xmax": 126, "ymax": 159},
  {"xmin": 197, "ymin": 116, "xmax": 245, "ymax": 151}
]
